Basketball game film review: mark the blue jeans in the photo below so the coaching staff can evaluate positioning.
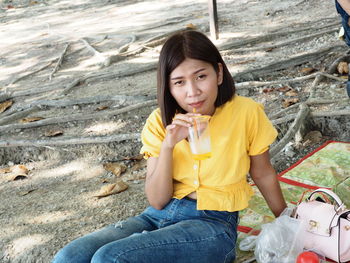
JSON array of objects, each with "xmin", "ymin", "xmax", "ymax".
[
  {"xmin": 52, "ymin": 198, "xmax": 238, "ymax": 263},
  {"xmin": 336, "ymin": 0, "xmax": 350, "ymax": 46},
  {"xmin": 335, "ymin": 1, "xmax": 350, "ymax": 96}
]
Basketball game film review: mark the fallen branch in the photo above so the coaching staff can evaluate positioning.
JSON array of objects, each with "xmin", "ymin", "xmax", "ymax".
[
  {"xmin": 49, "ymin": 43, "xmax": 70, "ymax": 80},
  {"xmin": 0, "ymin": 133, "xmax": 140, "ymax": 148},
  {"xmin": 0, "ymin": 99, "xmax": 157, "ymax": 133},
  {"xmin": 270, "ymin": 103, "xmax": 310, "ymax": 158}
]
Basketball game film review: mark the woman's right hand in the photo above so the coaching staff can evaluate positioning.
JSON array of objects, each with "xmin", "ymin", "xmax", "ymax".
[{"xmin": 163, "ymin": 113, "xmax": 198, "ymax": 149}]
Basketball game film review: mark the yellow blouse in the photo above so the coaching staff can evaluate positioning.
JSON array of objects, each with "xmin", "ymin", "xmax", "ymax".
[{"xmin": 140, "ymin": 95, "xmax": 278, "ymax": 212}]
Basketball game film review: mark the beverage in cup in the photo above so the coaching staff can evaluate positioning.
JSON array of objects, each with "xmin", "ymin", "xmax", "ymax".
[{"xmin": 188, "ymin": 115, "xmax": 211, "ymax": 160}]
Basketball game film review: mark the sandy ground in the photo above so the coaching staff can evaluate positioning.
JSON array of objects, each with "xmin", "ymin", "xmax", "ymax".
[{"xmin": 0, "ymin": 0, "xmax": 349, "ymax": 262}]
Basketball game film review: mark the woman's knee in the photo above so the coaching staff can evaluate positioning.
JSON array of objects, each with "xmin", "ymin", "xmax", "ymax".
[
  {"xmin": 52, "ymin": 238, "xmax": 97, "ymax": 263},
  {"xmin": 52, "ymin": 245, "xmax": 80, "ymax": 263}
]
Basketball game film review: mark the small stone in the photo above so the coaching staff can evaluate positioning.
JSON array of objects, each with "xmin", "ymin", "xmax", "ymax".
[{"xmin": 73, "ymin": 105, "xmax": 80, "ymax": 110}]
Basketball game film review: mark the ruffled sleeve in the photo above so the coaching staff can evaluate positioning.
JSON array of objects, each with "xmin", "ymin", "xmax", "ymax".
[
  {"xmin": 247, "ymin": 103, "xmax": 278, "ymax": 156},
  {"xmin": 140, "ymin": 108, "xmax": 166, "ymax": 159}
]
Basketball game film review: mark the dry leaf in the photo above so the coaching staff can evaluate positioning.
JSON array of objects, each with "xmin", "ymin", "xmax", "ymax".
[
  {"xmin": 94, "ymin": 181, "xmax": 128, "ymax": 198},
  {"xmin": 103, "ymin": 162, "xmax": 126, "ymax": 177},
  {"xmin": 340, "ymin": 75, "xmax": 348, "ymax": 79},
  {"xmin": 262, "ymin": 87, "xmax": 275, "ymax": 93},
  {"xmin": 29, "ymin": 1, "xmax": 38, "ymax": 5},
  {"xmin": 285, "ymin": 90, "xmax": 298, "ymax": 97},
  {"xmin": 300, "ymin": 67, "xmax": 316, "ymax": 74},
  {"xmin": 45, "ymin": 130, "xmax": 63, "ymax": 137},
  {"xmin": 265, "ymin": 47, "xmax": 274, "ymax": 52},
  {"xmin": 20, "ymin": 117, "xmax": 44, "ymax": 123},
  {"xmin": 0, "ymin": 167, "xmax": 11, "ymax": 174},
  {"xmin": 276, "ymin": 86, "xmax": 291, "ymax": 92},
  {"xmin": 12, "ymin": 165, "xmax": 29, "ymax": 174},
  {"xmin": 0, "ymin": 100, "xmax": 13, "ymax": 113},
  {"xmin": 96, "ymin": 105, "xmax": 109, "ymax": 111},
  {"xmin": 8, "ymin": 164, "xmax": 29, "ymax": 181},
  {"xmin": 282, "ymin": 98, "xmax": 299, "ymax": 108},
  {"xmin": 185, "ymin": 23, "xmax": 196, "ymax": 29},
  {"xmin": 337, "ymin": 61, "xmax": 348, "ymax": 75},
  {"xmin": 0, "ymin": 164, "xmax": 28, "ymax": 174}
]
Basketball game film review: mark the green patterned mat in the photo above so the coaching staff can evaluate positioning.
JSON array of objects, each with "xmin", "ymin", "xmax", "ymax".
[{"xmin": 236, "ymin": 141, "xmax": 350, "ymax": 262}]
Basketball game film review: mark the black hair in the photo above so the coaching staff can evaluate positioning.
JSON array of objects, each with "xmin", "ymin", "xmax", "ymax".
[{"xmin": 157, "ymin": 30, "xmax": 235, "ymax": 126}]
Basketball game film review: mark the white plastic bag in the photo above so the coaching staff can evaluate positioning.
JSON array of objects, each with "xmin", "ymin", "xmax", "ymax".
[{"xmin": 254, "ymin": 215, "xmax": 304, "ymax": 263}]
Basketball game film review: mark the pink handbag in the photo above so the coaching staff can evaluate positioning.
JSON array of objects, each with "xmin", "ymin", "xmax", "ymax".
[{"xmin": 295, "ymin": 188, "xmax": 350, "ymax": 263}]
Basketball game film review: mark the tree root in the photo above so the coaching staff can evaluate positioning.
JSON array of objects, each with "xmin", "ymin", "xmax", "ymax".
[
  {"xmin": 235, "ymin": 72, "xmax": 318, "ymax": 89},
  {"xmin": 234, "ymin": 44, "xmax": 346, "ymax": 81},
  {"xmin": 0, "ymin": 99, "xmax": 157, "ymax": 133},
  {"xmin": 0, "ymin": 133, "xmax": 140, "ymax": 148},
  {"xmin": 10, "ymin": 60, "xmax": 56, "ymax": 85},
  {"xmin": 6, "ymin": 94, "xmax": 156, "ymax": 114},
  {"xmin": 219, "ymin": 19, "xmax": 339, "ymax": 51},
  {"xmin": 232, "ymin": 28, "xmax": 338, "ymax": 53},
  {"xmin": 270, "ymin": 103, "xmax": 310, "ymax": 158},
  {"xmin": 49, "ymin": 43, "xmax": 70, "ymax": 80},
  {"xmin": 0, "ymin": 106, "xmax": 40, "ymax": 126},
  {"xmin": 312, "ymin": 109, "xmax": 350, "ymax": 117},
  {"xmin": 327, "ymin": 52, "xmax": 350, "ymax": 74},
  {"xmin": 269, "ymin": 98, "xmax": 349, "ymax": 120},
  {"xmin": 81, "ymin": 38, "xmax": 121, "ymax": 68},
  {"xmin": 272, "ymin": 107, "xmax": 350, "ymax": 126}
]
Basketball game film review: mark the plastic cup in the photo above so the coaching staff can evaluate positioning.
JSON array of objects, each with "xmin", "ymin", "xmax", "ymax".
[{"xmin": 188, "ymin": 115, "xmax": 211, "ymax": 160}]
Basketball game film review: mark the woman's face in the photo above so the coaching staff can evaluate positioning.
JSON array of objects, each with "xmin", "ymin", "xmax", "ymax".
[{"xmin": 169, "ymin": 58, "xmax": 223, "ymax": 116}]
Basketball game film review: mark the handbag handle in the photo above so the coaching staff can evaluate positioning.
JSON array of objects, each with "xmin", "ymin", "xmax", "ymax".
[{"xmin": 307, "ymin": 188, "xmax": 344, "ymax": 211}]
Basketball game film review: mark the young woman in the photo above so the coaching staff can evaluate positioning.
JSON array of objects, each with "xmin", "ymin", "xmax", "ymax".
[{"xmin": 52, "ymin": 30, "xmax": 286, "ymax": 263}]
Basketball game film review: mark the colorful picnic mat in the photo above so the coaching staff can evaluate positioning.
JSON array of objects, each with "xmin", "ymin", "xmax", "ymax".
[{"xmin": 236, "ymin": 141, "xmax": 350, "ymax": 262}]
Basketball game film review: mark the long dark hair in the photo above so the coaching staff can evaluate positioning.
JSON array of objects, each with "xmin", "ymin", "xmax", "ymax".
[{"xmin": 157, "ymin": 30, "xmax": 235, "ymax": 126}]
